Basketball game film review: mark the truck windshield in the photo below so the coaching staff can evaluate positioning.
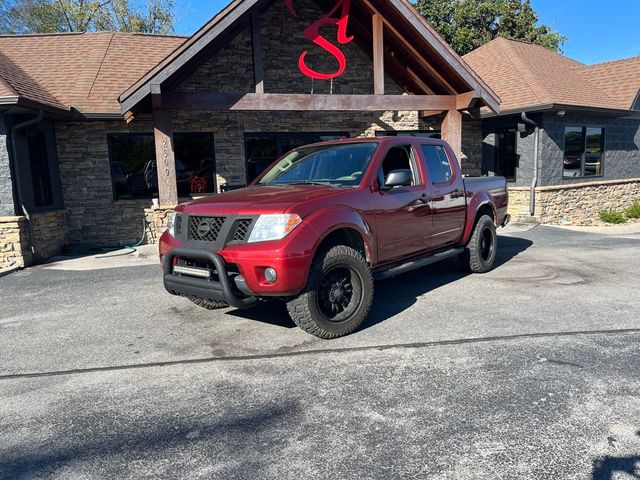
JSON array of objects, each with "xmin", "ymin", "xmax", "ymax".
[{"xmin": 258, "ymin": 142, "xmax": 379, "ymax": 187}]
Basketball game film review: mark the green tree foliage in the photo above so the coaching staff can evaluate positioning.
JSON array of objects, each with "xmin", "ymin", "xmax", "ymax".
[
  {"xmin": 414, "ymin": 0, "xmax": 566, "ymax": 56},
  {"xmin": 0, "ymin": 0, "xmax": 174, "ymax": 34}
]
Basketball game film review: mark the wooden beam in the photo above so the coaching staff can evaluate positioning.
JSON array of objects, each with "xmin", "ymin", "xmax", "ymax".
[
  {"xmin": 250, "ymin": 9, "xmax": 264, "ymax": 94},
  {"xmin": 124, "ymin": 110, "xmax": 136, "ymax": 123},
  {"xmin": 161, "ymin": 92, "xmax": 458, "ymax": 111},
  {"xmin": 152, "ymin": 105, "xmax": 178, "ymax": 206},
  {"xmin": 359, "ymin": 0, "xmax": 457, "ymax": 95},
  {"xmin": 456, "ymin": 91, "xmax": 478, "ymax": 110},
  {"xmin": 372, "ymin": 14, "xmax": 384, "ymax": 95},
  {"xmin": 441, "ymin": 109, "xmax": 463, "ymax": 164},
  {"xmin": 419, "ymin": 110, "xmax": 442, "ymax": 118}
]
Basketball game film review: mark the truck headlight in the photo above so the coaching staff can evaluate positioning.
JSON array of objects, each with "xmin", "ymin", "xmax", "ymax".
[
  {"xmin": 166, "ymin": 212, "xmax": 177, "ymax": 237},
  {"xmin": 248, "ymin": 214, "xmax": 302, "ymax": 243}
]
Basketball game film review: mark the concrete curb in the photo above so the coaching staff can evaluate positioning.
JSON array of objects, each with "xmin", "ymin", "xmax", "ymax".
[
  {"xmin": 552, "ymin": 222, "xmax": 640, "ymax": 236},
  {"xmin": 0, "ymin": 265, "xmax": 19, "ymax": 279}
]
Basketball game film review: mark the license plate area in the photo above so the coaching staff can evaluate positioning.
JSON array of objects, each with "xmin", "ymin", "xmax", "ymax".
[{"xmin": 174, "ymin": 258, "xmax": 216, "ymax": 280}]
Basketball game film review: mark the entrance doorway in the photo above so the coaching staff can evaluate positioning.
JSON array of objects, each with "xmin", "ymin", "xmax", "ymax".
[{"xmin": 495, "ymin": 129, "xmax": 517, "ymax": 181}]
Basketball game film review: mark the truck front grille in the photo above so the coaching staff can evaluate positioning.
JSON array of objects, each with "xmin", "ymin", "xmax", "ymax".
[
  {"xmin": 188, "ymin": 216, "xmax": 226, "ymax": 242},
  {"xmin": 233, "ymin": 219, "xmax": 253, "ymax": 242}
]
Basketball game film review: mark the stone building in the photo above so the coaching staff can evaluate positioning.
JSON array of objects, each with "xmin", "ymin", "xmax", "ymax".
[
  {"xmin": 464, "ymin": 38, "xmax": 640, "ymax": 224},
  {"xmin": 0, "ymin": 0, "xmax": 499, "ymax": 268},
  {"xmin": 3, "ymin": 1, "xmax": 639, "ymax": 270}
]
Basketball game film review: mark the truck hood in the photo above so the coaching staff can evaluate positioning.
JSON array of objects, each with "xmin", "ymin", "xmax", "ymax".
[{"xmin": 177, "ymin": 184, "xmax": 348, "ymax": 216}]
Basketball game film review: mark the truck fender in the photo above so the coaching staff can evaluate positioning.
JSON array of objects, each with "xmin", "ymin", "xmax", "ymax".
[
  {"xmin": 461, "ymin": 192, "xmax": 498, "ymax": 246},
  {"xmin": 304, "ymin": 207, "xmax": 376, "ymax": 265}
]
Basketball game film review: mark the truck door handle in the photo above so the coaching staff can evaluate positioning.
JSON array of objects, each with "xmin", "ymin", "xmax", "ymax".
[{"xmin": 451, "ymin": 189, "xmax": 464, "ymax": 199}]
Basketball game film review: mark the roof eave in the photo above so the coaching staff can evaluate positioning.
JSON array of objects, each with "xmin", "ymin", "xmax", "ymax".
[{"xmin": 480, "ymin": 103, "xmax": 636, "ymax": 119}]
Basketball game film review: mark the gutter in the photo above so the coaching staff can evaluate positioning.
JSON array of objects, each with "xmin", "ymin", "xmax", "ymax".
[
  {"xmin": 520, "ymin": 112, "xmax": 539, "ymax": 217},
  {"xmin": 9, "ymin": 110, "xmax": 44, "ymax": 256}
]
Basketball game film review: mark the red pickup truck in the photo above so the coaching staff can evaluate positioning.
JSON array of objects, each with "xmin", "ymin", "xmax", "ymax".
[{"xmin": 160, "ymin": 137, "xmax": 509, "ymax": 339}]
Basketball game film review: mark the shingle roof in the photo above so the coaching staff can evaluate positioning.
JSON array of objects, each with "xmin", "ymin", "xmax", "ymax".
[
  {"xmin": 579, "ymin": 56, "xmax": 640, "ymax": 110},
  {"xmin": 0, "ymin": 31, "xmax": 185, "ymax": 115},
  {"xmin": 463, "ymin": 37, "xmax": 640, "ymax": 113}
]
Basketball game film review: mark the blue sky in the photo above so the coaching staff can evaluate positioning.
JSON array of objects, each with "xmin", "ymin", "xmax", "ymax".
[{"xmin": 173, "ymin": 0, "xmax": 640, "ymax": 65}]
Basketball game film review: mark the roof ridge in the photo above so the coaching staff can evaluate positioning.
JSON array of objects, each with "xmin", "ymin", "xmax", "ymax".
[
  {"xmin": 87, "ymin": 32, "xmax": 115, "ymax": 99},
  {"xmin": 580, "ymin": 54, "xmax": 640, "ymax": 69},
  {"xmin": 497, "ymin": 37, "xmax": 549, "ymax": 105},
  {"xmin": 0, "ymin": 31, "xmax": 188, "ymax": 39}
]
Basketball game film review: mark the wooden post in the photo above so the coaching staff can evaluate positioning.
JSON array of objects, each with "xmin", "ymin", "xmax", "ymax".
[
  {"xmin": 372, "ymin": 14, "xmax": 384, "ymax": 95},
  {"xmin": 441, "ymin": 109, "xmax": 463, "ymax": 164},
  {"xmin": 251, "ymin": 10, "xmax": 264, "ymax": 94},
  {"xmin": 152, "ymin": 106, "xmax": 178, "ymax": 206}
]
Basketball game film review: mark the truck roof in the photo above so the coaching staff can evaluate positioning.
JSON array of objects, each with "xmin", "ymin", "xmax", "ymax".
[{"xmin": 300, "ymin": 135, "xmax": 447, "ymax": 149}]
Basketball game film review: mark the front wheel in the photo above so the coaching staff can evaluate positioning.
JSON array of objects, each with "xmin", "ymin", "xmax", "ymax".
[
  {"xmin": 460, "ymin": 214, "xmax": 498, "ymax": 273},
  {"xmin": 287, "ymin": 245, "xmax": 374, "ymax": 339}
]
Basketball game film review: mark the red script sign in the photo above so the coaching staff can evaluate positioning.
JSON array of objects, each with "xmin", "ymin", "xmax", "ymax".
[{"xmin": 284, "ymin": 0, "xmax": 354, "ymax": 80}]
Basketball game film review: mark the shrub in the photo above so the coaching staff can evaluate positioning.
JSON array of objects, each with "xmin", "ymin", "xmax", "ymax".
[
  {"xmin": 625, "ymin": 201, "xmax": 640, "ymax": 219},
  {"xmin": 599, "ymin": 210, "xmax": 627, "ymax": 224}
]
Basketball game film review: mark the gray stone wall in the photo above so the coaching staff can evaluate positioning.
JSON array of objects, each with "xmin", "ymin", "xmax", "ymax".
[
  {"xmin": 461, "ymin": 120, "xmax": 482, "ymax": 176},
  {"xmin": 539, "ymin": 112, "xmax": 640, "ymax": 187},
  {"xmin": 177, "ymin": 0, "xmax": 404, "ymax": 96},
  {"xmin": 55, "ymin": 119, "xmax": 155, "ymax": 245},
  {"xmin": 481, "ymin": 114, "xmax": 541, "ymax": 186},
  {"xmin": 0, "ymin": 115, "xmax": 16, "ymax": 216}
]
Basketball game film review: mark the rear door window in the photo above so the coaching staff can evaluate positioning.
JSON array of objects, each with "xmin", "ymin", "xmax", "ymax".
[{"xmin": 422, "ymin": 145, "xmax": 453, "ymax": 184}]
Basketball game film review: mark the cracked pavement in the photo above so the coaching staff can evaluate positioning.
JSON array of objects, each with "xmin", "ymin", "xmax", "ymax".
[{"xmin": 1, "ymin": 225, "xmax": 639, "ymax": 479}]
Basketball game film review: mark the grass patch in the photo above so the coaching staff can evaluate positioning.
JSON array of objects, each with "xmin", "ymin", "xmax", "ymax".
[
  {"xmin": 599, "ymin": 210, "xmax": 627, "ymax": 224},
  {"xmin": 625, "ymin": 201, "xmax": 640, "ymax": 219}
]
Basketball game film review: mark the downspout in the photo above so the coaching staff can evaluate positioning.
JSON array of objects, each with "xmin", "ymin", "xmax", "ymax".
[
  {"xmin": 10, "ymin": 110, "xmax": 44, "ymax": 255},
  {"xmin": 520, "ymin": 112, "xmax": 539, "ymax": 217}
]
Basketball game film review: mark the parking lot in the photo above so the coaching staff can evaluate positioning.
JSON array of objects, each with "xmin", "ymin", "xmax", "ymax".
[{"xmin": 1, "ymin": 225, "xmax": 639, "ymax": 479}]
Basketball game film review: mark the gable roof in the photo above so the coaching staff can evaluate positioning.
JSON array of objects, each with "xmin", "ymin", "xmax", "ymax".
[
  {"xmin": 463, "ymin": 37, "xmax": 640, "ymax": 115},
  {"xmin": 119, "ymin": 0, "xmax": 500, "ymax": 114},
  {"xmin": 0, "ymin": 32, "xmax": 185, "ymax": 116}
]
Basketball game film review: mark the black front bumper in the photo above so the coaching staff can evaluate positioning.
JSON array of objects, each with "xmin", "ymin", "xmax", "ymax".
[{"xmin": 163, "ymin": 248, "xmax": 257, "ymax": 309}]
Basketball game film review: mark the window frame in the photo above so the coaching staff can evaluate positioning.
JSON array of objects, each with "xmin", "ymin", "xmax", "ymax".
[
  {"xmin": 562, "ymin": 125, "xmax": 606, "ymax": 180},
  {"xmin": 420, "ymin": 143, "xmax": 456, "ymax": 186},
  {"xmin": 377, "ymin": 143, "xmax": 424, "ymax": 190}
]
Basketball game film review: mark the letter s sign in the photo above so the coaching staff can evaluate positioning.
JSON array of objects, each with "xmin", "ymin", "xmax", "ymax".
[{"xmin": 284, "ymin": 0, "xmax": 354, "ymax": 80}]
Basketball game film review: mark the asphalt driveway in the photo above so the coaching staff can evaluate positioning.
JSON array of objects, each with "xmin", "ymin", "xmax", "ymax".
[{"xmin": 1, "ymin": 225, "xmax": 639, "ymax": 479}]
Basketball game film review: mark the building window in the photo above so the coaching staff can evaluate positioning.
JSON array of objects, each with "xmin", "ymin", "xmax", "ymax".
[
  {"xmin": 27, "ymin": 130, "xmax": 53, "ymax": 207},
  {"xmin": 421, "ymin": 144, "xmax": 453, "ymax": 184},
  {"xmin": 563, "ymin": 127, "xmax": 604, "ymax": 178},
  {"xmin": 108, "ymin": 133, "xmax": 216, "ymax": 199},
  {"xmin": 244, "ymin": 132, "xmax": 349, "ymax": 184}
]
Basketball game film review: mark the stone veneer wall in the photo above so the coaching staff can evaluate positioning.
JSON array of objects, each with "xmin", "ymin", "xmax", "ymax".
[
  {"xmin": 509, "ymin": 178, "xmax": 640, "ymax": 225},
  {"xmin": 55, "ymin": 119, "xmax": 156, "ymax": 246},
  {"xmin": 144, "ymin": 206, "xmax": 175, "ymax": 244},
  {"xmin": 0, "ymin": 209, "xmax": 69, "ymax": 268},
  {"xmin": 0, "ymin": 216, "xmax": 31, "ymax": 268},
  {"xmin": 30, "ymin": 209, "xmax": 69, "ymax": 261},
  {"xmin": 461, "ymin": 120, "xmax": 482, "ymax": 176}
]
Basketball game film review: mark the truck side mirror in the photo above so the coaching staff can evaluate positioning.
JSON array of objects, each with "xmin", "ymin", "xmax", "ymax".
[{"xmin": 381, "ymin": 169, "xmax": 413, "ymax": 190}]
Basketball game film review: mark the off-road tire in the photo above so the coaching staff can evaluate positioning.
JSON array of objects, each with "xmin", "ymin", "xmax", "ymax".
[
  {"xmin": 189, "ymin": 296, "xmax": 228, "ymax": 310},
  {"xmin": 460, "ymin": 214, "xmax": 497, "ymax": 274},
  {"xmin": 287, "ymin": 245, "xmax": 373, "ymax": 339}
]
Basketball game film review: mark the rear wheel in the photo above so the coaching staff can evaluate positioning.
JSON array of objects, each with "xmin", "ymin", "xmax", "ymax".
[
  {"xmin": 460, "ymin": 214, "xmax": 497, "ymax": 273},
  {"xmin": 287, "ymin": 245, "xmax": 373, "ymax": 339},
  {"xmin": 189, "ymin": 296, "xmax": 228, "ymax": 310}
]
